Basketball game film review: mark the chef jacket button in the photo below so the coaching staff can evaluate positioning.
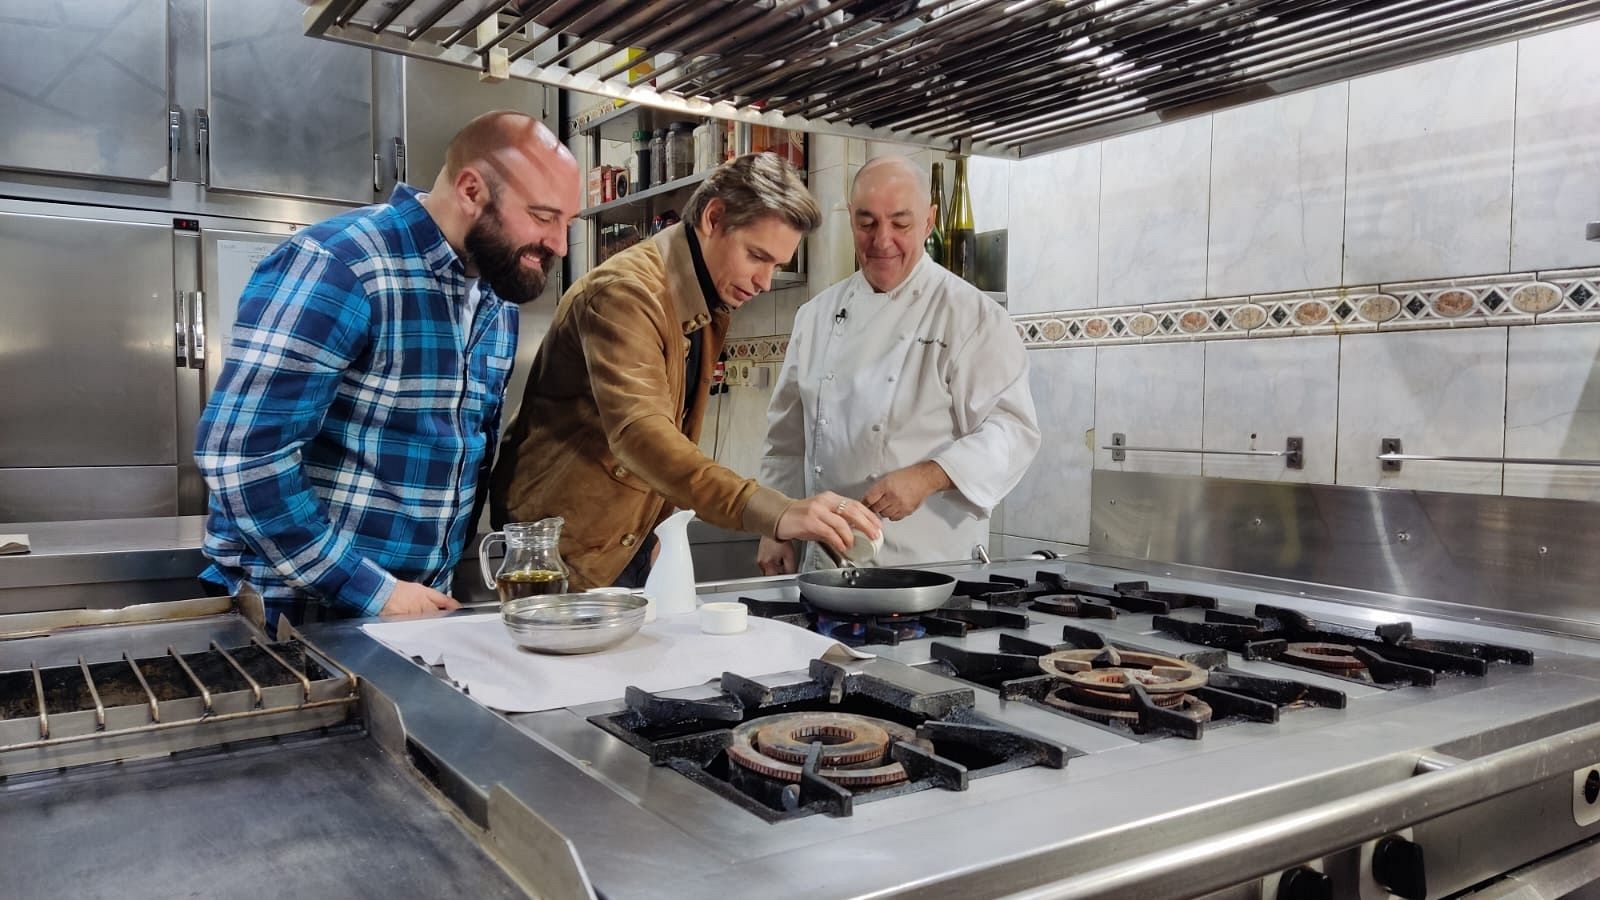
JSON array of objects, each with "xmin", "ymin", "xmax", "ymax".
[
  {"xmin": 813, "ymin": 465, "xmax": 823, "ymax": 474},
  {"xmin": 613, "ymin": 465, "xmax": 628, "ymax": 478},
  {"xmin": 869, "ymin": 472, "xmax": 879, "ymax": 479},
  {"xmin": 887, "ymin": 375, "xmax": 896, "ymax": 382},
  {"xmin": 872, "ymin": 424, "xmax": 882, "ymax": 432},
  {"xmin": 825, "ymin": 372, "xmax": 835, "ymax": 381},
  {"xmin": 818, "ymin": 417, "xmax": 828, "ymax": 426},
  {"xmin": 621, "ymin": 533, "xmax": 637, "ymax": 548}
]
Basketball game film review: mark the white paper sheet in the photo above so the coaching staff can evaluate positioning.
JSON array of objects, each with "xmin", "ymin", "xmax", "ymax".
[{"xmin": 361, "ymin": 611, "xmax": 871, "ymax": 713}]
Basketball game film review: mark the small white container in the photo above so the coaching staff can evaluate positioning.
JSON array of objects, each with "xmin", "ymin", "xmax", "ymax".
[
  {"xmin": 841, "ymin": 527, "xmax": 884, "ymax": 566},
  {"xmin": 698, "ymin": 601, "xmax": 748, "ymax": 635}
]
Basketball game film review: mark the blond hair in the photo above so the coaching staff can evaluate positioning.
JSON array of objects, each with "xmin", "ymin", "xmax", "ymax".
[{"xmin": 685, "ymin": 152, "xmax": 822, "ymax": 234}]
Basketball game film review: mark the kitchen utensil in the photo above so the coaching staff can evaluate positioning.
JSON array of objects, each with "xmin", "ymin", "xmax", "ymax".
[
  {"xmin": 644, "ymin": 509, "xmax": 698, "ymax": 616},
  {"xmin": 480, "ymin": 518, "xmax": 569, "ymax": 602},
  {"xmin": 501, "ymin": 593, "xmax": 647, "ymax": 655},
  {"xmin": 797, "ymin": 567, "xmax": 956, "ymax": 615}
]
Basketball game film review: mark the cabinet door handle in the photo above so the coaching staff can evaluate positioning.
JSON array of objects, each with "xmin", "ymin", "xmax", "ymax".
[
  {"xmin": 174, "ymin": 290, "xmax": 190, "ymax": 367},
  {"xmin": 393, "ymin": 137, "xmax": 406, "ymax": 184},
  {"xmin": 373, "ymin": 153, "xmax": 382, "ymax": 193},
  {"xmin": 188, "ymin": 291, "xmax": 206, "ymax": 370},
  {"xmin": 195, "ymin": 108, "xmax": 210, "ymax": 187},
  {"xmin": 167, "ymin": 105, "xmax": 183, "ymax": 182}
]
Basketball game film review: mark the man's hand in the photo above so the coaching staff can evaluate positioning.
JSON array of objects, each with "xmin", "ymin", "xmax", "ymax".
[
  {"xmin": 863, "ymin": 461, "xmax": 953, "ymax": 521},
  {"xmin": 776, "ymin": 492, "xmax": 882, "ymax": 558},
  {"xmin": 757, "ymin": 536, "xmax": 798, "ymax": 576},
  {"xmin": 380, "ymin": 580, "xmax": 460, "ymax": 617}
]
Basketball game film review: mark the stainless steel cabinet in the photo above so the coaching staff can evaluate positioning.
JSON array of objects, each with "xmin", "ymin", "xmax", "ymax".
[
  {"xmin": 0, "ymin": 0, "xmax": 172, "ymax": 184},
  {"xmin": 206, "ymin": 2, "xmax": 377, "ymax": 203},
  {"xmin": 0, "ymin": 203, "xmax": 181, "ymax": 520},
  {"xmin": 403, "ymin": 59, "xmax": 551, "ymax": 190}
]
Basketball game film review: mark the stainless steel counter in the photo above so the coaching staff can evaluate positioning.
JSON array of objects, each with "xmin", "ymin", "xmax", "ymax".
[
  {"xmin": 0, "ymin": 516, "xmax": 209, "ymax": 612},
  {"xmin": 295, "ymin": 555, "xmax": 1600, "ymax": 899}
]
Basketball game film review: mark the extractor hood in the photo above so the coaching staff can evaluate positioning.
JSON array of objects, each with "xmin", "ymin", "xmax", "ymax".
[{"xmin": 304, "ymin": 0, "xmax": 1600, "ymax": 158}]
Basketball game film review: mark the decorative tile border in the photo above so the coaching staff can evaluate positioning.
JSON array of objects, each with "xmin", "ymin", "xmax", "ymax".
[
  {"xmin": 1012, "ymin": 268, "xmax": 1600, "ymax": 348},
  {"xmin": 723, "ymin": 336, "xmax": 790, "ymax": 362}
]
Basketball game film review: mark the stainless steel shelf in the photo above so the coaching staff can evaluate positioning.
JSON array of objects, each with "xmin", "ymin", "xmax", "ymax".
[
  {"xmin": 572, "ymin": 102, "xmax": 702, "ymax": 144},
  {"xmin": 1587, "ymin": 221, "xmax": 1600, "ymax": 242},
  {"xmin": 579, "ymin": 171, "xmax": 708, "ymax": 219}
]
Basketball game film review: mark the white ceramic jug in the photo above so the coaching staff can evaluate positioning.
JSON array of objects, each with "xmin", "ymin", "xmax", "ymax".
[{"xmin": 644, "ymin": 509, "xmax": 698, "ymax": 616}]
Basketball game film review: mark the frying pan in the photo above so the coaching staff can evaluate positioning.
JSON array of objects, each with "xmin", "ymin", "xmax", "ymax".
[{"xmin": 797, "ymin": 567, "xmax": 956, "ymax": 615}]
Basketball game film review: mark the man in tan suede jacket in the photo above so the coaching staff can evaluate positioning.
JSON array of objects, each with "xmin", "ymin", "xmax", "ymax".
[{"xmin": 491, "ymin": 153, "xmax": 880, "ymax": 590}]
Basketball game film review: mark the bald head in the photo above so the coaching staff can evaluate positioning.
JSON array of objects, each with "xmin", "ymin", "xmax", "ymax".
[
  {"xmin": 851, "ymin": 155, "xmax": 932, "ymax": 207},
  {"xmin": 443, "ymin": 109, "xmax": 574, "ymax": 197},
  {"xmin": 420, "ymin": 109, "xmax": 582, "ymax": 305},
  {"xmin": 848, "ymin": 154, "xmax": 937, "ymax": 293}
]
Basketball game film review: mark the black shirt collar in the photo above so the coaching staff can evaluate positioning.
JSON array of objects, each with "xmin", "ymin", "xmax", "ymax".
[{"xmin": 682, "ymin": 223, "xmax": 725, "ymax": 323}]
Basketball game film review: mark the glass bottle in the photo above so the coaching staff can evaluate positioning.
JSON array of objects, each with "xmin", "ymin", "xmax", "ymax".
[
  {"xmin": 946, "ymin": 156, "xmax": 977, "ymax": 283},
  {"xmin": 926, "ymin": 161, "xmax": 947, "ymax": 266},
  {"xmin": 480, "ymin": 517, "xmax": 569, "ymax": 602},
  {"xmin": 666, "ymin": 122, "xmax": 695, "ymax": 180},
  {"xmin": 651, "ymin": 129, "xmax": 667, "ymax": 187},
  {"xmin": 631, "ymin": 128, "xmax": 652, "ymax": 191}
]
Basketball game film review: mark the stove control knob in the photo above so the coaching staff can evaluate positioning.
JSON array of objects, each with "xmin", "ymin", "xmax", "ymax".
[
  {"xmin": 1276, "ymin": 866, "xmax": 1332, "ymax": 900},
  {"xmin": 1372, "ymin": 835, "xmax": 1427, "ymax": 900}
]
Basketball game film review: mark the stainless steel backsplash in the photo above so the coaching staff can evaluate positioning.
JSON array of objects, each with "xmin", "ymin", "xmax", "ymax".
[{"xmin": 1089, "ymin": 469, "xmax": 1600, "ymax": 637}]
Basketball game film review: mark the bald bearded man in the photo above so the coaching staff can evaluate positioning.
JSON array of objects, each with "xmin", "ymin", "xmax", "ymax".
[{"xmin": 195, "ymin": 110, "xmax": 580, "ymax": 626}]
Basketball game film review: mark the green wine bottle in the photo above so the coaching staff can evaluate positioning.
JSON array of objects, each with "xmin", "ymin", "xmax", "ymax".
[
  {"xmin": 946, "ymin": 156, "xmax": 977, "ymax": 283},
  {"xmin": 925, "ymin": 161, "xmax": 947, "ymax": 266}
]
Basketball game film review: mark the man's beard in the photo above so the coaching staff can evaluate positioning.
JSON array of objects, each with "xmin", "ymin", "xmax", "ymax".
[{"xmin": 464, "ymin": 202, "xmax": 554, "ymax": 305}]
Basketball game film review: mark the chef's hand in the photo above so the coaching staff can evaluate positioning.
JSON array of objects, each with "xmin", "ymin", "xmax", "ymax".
[
  {"xmin": 757, "ymin": 537, "xmax": 797, "ymax": 576},
  {"xmin": 863, "ymin": 461, "xmax": 953, "ymax": 521},
  {"xmin": 775, "ymin": 492, "xmax": 882, "ymax": 557},
  {"xmin": 380, "ymin": 581, "xmax": 460, "ymax": 617}
]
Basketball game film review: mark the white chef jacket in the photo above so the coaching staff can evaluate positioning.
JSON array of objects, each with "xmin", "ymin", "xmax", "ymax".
[{"xmin": 760, "ymin": 254, "xmax": 1040, "ymax": 568}]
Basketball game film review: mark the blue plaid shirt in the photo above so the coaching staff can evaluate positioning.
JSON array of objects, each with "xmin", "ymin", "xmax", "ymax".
[{"xmin": 196, "ymin": 184, "xmax": 518, "ymax": 623}]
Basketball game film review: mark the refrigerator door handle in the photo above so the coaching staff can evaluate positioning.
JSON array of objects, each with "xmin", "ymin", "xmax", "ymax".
[
  {"xmin": 188, "ymin": 291, "xmax": 206, "ymax": 370},
  {"xmin": 168, "ymin": 105, "xmax": 183, "ymax": 182},
  {"xmin": 174, "ymin": 290, "xmax": 190, "ymax": 367},
  {"xmin": 195, "ymin": 108, "xmax": 210, "ymax": 187}
]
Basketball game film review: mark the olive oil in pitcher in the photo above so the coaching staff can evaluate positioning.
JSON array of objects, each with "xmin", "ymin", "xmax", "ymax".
[
  {"xmin": 480, "ymin": 518, "xmax": 570, "ymax": 603},
  {"xmin": 495, "ymin": 568, "xmax": 568, "ymax": 602}
]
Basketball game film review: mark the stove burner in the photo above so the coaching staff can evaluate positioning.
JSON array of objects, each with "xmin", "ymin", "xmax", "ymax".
[
  {"xmin": 1036, "ymin": 648, "xmax": 1209, "ymax": 695},
  {"xmin": 1282, "ymin": 642, "xmax": 1368, "ymax": 673},
  {"xmin": 816, "ymin": 611, "xmax": 927, "ymax": 644},
  {"xmin": 725, "ymin": 712, "xmax": 930, "ymax": 787},
  {"xmin": 1045, "ymin": 688, "xmax": 1213, "ymax": 725}
]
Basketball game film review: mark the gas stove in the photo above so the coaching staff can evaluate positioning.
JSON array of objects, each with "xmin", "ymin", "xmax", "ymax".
[{"xmin": 24, "ymin": 553, "xmax": 1596, "ymax": 900}]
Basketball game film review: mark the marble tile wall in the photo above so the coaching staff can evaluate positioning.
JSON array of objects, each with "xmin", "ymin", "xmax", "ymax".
[
  {"xmin": 1510, "ymin": 21, "xmax": 1600, "ymax": 272},
  {"xmin": 1206, "ymin": 84, "xmax": 1348, "ymax": 298},
  {"xmin": 1336, "ymin": 328, "xmax": 1509, "ymax": 495},
  {"xmin": 1094, "ymin": 343, "xmax": 1207, "ymax": 477},
  {"xmin": 1504, "ymin": 323, "xmax": 1600, "ymax": 502},
  {"xmin": 1201, "ymin": 336, "xmax": 1340, "ymax": 484},
  {"xmin": 1343, "ymin": 45, "xmax": 1518, "ymax": 285},
  {"xmin": 1003, "ymin": 348, "xmax": 1097, "ymax": 545},
  {"xmin": 1096, "ymin": 116, "xmax": 1213, "ymax": 306}
]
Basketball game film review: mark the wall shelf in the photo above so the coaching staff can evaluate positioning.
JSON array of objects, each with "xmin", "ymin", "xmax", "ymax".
[{"xmin": 579, "ymin": 171, "xmax": 708, "ymax": 219}]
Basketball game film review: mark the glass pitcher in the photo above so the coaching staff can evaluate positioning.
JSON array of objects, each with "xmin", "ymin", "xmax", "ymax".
[{"xmin": 480, "ymin": 518, "xmax": 569, "ymax": 603}]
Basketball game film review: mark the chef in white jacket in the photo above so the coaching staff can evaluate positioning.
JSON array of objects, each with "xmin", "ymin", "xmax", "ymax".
[{"xmin": 757, "ymin": 155, "xmax": 1040, "ymax": 574}]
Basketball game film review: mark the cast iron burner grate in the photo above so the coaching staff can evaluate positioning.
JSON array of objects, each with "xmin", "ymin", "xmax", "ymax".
[
  {"xmin": 925, "ymin": 627, "xmax": 1346, "ymax": 740},
  {"xmin": 588, "ymin": 659, "xmax": 1075, "ymax": 822},
  {"xmin": 1151, "ymin": 604, "xmax": 1535, "ymax": 686},
  {"xmin": 738, "ymin": 594, "xmax": 1029, "ymax": 648}
]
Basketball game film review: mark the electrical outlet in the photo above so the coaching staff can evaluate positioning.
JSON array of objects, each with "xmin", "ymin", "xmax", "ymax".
[{"xmin": 748, "ymin": 363, "xmax": 772, "ymax": 389}]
